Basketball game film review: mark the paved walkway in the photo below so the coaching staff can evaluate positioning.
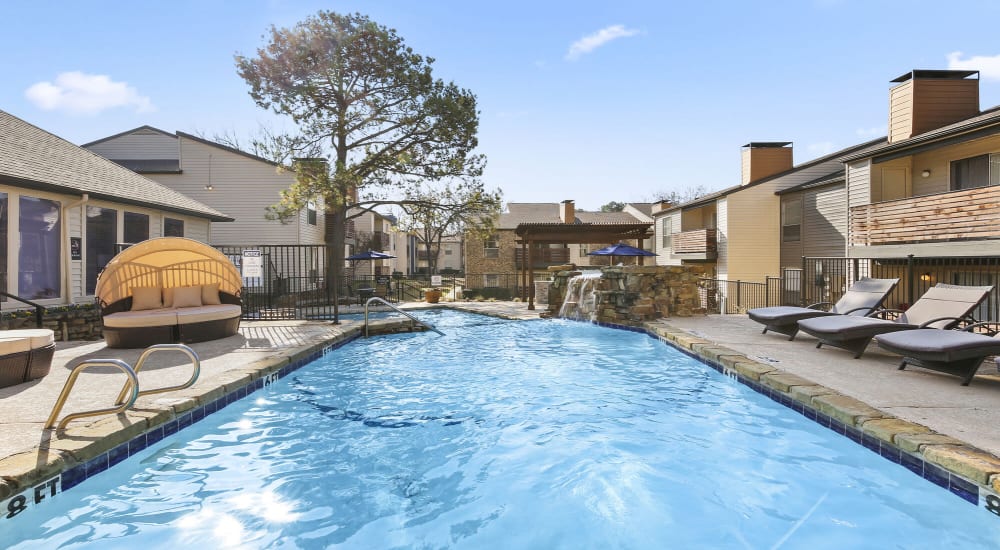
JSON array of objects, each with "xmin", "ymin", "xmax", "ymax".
[{"xmin": 3, "ymin": 301, "xmax": 1000, "ymax": 503}]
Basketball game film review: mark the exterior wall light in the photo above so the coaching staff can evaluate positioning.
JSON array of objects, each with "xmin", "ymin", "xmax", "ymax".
[
  {"xmin": 920, "ymin": 272, "xmax": 932, "ymax": 282},
  {"xmin": 921, "ymin": 169, "xmax": 931, "ymax": 178}
]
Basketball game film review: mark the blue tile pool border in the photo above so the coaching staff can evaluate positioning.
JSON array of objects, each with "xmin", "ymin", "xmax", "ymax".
[
  {"xmin": 56, "ymin": 332, "xmax": 361, "ymax": 495},
  {"xmin": 595, "ymin": 319, "xmax": 998, "ymax": 515}
]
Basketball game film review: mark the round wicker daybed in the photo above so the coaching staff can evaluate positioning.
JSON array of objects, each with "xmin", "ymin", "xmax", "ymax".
[{"xmin": 95, "ymin": 237, "xmax": 243, "ymax": 348}]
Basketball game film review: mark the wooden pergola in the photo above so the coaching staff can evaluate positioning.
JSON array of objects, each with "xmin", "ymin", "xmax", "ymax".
[{"xmin": 514, "ymin": 222, "xmax": 653, "ymax": 310}]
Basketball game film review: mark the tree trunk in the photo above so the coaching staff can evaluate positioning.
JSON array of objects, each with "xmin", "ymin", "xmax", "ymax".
[{"xmin": 326, "ymin": 204, "xmax": 347, "ymax": 321}]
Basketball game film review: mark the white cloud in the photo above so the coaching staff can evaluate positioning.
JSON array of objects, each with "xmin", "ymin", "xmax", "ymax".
[
  {"xmin": 25, "ymin": 71, "xmax": 155, "ymax": 115},
  {"xmin": 566, "ymin": 25, "xmax": 640, "ymax": 61},
  {"xmin": 946, "ymin": 51, "xmax": 1000, "ymax": 80},
  {"xmin": 855, "ymin": 125, "xmax": 886, "ymax": 139},
  {"xmin": 807, "ymin": 141, "xmax": 836, "ymax": 157}
]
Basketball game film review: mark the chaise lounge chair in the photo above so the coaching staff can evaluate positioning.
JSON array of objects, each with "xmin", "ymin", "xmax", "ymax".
[
  {"xmin": 874, "ymin": 323, "xmax": 1000, "ymax": 386},
  {"xmin": 796, "ymin": 283, "xmax": 993, "ymax": 358},
  {"xmin": 747, "ymin": 277, "xmax": 899, "ymax": 340}
]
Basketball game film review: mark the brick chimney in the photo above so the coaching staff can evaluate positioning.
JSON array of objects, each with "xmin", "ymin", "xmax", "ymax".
[
  {"xmin": 651, "ymin": 199, "xmax": 674, "ymax": 214},
  {"xmin": 741, "ymin": 142, "xmax": 793, "ymax": 185},
  {"xmin": 560, "ymin": 200, "xmax": 576, "ymax": 223},
  {"xmin": 888, "ymin": 70, "xmax": 980, "ymax": 143}
]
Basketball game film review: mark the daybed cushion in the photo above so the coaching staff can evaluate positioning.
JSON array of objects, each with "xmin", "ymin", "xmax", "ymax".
[
  {"xmin": 103, "ymin": 309, "xmax": 180, "ymax": 328},
  {"xmin": 201, "ymin": 283, "xmax": 222, "ymax": 305},
  {"xmin": 172, "ymin": 286, "xmax": 203, "ymax": 308},
  {"xmin": 0, "ymin": 337, "xmax": 32, "ymax": 356},
  {"xmin": 175, "ymin": 304, "xmax": 242, "ymax": 325},
  {"xmin": 875, "ymin": 329, "xmax": 1000, "ymax": 363},
  {"xmin": 2, "ymin": 329, "xmax": 55, "ymax": 348},
  {"xmin": 131, "ymin": 286, "xmax": 163, "ymax": 311}
]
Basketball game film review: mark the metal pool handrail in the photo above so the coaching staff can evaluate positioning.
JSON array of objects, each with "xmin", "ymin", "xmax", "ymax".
[
  {"xmin": 45, "ymin": 359, "xmax": 139, "ymax": 431},
  {"xmin": 364, "ymin": 297, "xmax": 444, "ymax": 337},
  {"xmin": 114, "ymin": 344, "xmax": 201, "ymax": 405}
]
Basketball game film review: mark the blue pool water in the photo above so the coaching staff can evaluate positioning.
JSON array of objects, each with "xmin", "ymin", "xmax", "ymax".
[{"xmin": 5, "ymin": 310, "xmax": 1000, "ymax": 548}]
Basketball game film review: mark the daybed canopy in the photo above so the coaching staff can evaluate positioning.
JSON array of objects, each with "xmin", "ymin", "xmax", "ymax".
[{"xmin": 95, "ymin": 237, "xmax": 242, "ymax": 306}]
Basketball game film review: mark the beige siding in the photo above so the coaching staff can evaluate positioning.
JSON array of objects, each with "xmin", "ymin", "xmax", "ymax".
[
  {"xmin": 716, "ymin": 199, "xmax": 728, "ymax": 279},
  {"xmin": 846, "ymin": 160, "xmax": 871, "ymax": 210},
  {"xmin": 653, "ymin": 211, "xmax": 682, "ymax": 266},
  {"xmin": 910, "ymin": 134, "xmax": 1000, "ymax": 196},
  {"xmin": 67, "ymin": 204, "xmax": 83, "ymax": 300},
  {"xmin": 725, "ymin": 185, "xmax": 780, "ymax": 282},
  {"xmin": 804, "ymin": 184, "xmax": 847, "ymax": 257},
  {"xmin": 151, "ymin": 138, "xmax": 301, "ymax": 245},
  {"xmin": 888, "ymin": 81, "xmax": 914, "ymax": 143},
  {"xmin": 86, "ymin": 129, "xmax": 178, "ymax": 160}
]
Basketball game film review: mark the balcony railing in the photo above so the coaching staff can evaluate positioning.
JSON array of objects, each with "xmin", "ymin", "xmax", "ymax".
[
  {"xmin": 672, "ymin": 229, "xmax": 717, "ymax": 259},
  {"xmin": 514, "ymin": 248, "xmax": 570, "ymax": 267},
  {"xmin": 850, "ymin": 185, "xmax": 1000, "ymax": 246}
]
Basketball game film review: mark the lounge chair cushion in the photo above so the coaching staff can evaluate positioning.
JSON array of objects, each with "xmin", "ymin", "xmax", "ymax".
[
  {"xmin": 0, "ymin": 337, "xmax": 31, "ymax": 355},
  {"xmin": 748, "ymin": 306, "xmax": 838, "ymax": 324},
  {"xmin": 797, "ymin": 315, "xmax": 916, "ymax": 339},
  {"xmin": 3, "ymin": 329, "xmax": 55, "ymax": 348},
  {"xmin": 131, "ymin": 286, "xmax": 163, "ymax": 311},
  {"xmin": 172, "ymin": 286, "xmax": 203, "ymax": 308},
  {"xmin": 876, "ymin": 329, "xmax": 1000, "ymax": 363},
  {"xmin": 201, "ymin": 283, "xmax": 222, "ymax": 305},
  {"xmin": 103, "ymin": 309, "xmax": 180, "ymax": 328},
  {"xmin": 174, "ymin": 304, "xmax": 242, "ymax": 325}
]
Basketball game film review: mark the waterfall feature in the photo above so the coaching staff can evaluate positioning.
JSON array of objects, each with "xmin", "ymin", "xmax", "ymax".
[{"xmin": 558, "ymin": 271, "xmax": 603, "ymax": 321}]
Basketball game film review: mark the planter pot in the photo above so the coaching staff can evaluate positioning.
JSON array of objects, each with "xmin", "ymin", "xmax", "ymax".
[{"xmin": 425, "ymin": 289, "xmax": 442, "ymax": 303}]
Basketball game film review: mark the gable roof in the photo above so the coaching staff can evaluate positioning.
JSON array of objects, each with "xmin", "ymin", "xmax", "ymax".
[
  {"xmin": 775, "ymin": 169, "xmax": 845, "ymax": 195},
  {"xmin": 498, "ymin": 203, "xmax": 646, "ymax": 229},
  {"xmin": 660, "ymin": 136, "xmax": 888, "ymax": 213},
  {"xmin": 175, "ymin": 131, "xmax": 282, "ymax": 167},
  {"xmin": 80, "ymin": 124, "xmax": 176, "ymax": 148},
  {"xmin": 0, "ymin": 110, "xmax": 233, "ymax": 222}
]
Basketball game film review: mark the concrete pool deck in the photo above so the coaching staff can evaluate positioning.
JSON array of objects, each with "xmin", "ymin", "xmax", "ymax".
[{"xmin": 3, "ymin": 302, "xmax": 1000, "ymax": 506}]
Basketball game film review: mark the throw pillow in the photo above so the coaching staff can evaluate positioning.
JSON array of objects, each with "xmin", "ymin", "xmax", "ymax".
[
  {"xmin": 172, "ymin": 286, "xmax": 203, "ymax": 308},
  {"xmin": 201, "ymin": 283, "xmax": 222, "ymax": 305},
  {"xmin": 163, "ymin": 286, "xmax": 175, "ymax": 308},
  {"xmin": 131, "ymin": 287, "xmax": 163, "ymax": 311}
]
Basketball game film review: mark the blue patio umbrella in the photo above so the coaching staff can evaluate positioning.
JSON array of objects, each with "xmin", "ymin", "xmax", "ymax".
[
  {"xmin": 587, "ymin": 242, "xmax": 656, "ymax": 265},
  {"xmin": 346, "ymin": 250, "xmax": 396, "ymax": 261}
]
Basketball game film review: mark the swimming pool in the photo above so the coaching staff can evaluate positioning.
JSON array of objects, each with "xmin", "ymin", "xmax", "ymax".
[{"xmin": 5, "ymin": 310, "xmax": 1000, "ymax": 548}]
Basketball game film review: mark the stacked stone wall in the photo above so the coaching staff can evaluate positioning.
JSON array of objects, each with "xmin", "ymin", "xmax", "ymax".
[
  {"xmin": 547, "ymin": 265, "xmax": 710, "ymax": 324},
  {"xmin": 0, "ymin": 304, "xmax": 103, "ymax": 340}
]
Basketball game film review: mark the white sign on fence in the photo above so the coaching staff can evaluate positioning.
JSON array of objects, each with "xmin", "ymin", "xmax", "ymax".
[
  {"xmin": 242, "ymin": 249, "xmax": 263, "ymax": 278},
  {"xmin": 431, "ymin": 275, "xmax": 442, "ymax": 287}
]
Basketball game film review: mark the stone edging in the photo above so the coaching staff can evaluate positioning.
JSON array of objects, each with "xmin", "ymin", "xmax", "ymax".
[
  {"xmin": 0, "ymin": 325, "xmax": 365, "ymax": 503},
  {"xmin": 645, "ymin": 320, "xmax": 1000, "ymax": 511}
]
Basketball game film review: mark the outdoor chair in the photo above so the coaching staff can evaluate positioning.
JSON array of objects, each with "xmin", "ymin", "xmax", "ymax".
[
  {"xmin": 0, "ymin": 328, "xmax": 56, "ymax": 389},
  {"xmin": 747, "ymin": 277, "xmax": 899, "ymax": 340},
  {"xmin": 875, "ymin": 322, "xmax": 1000, "ymax": 386},
  {"xmin": 795, "ymin": 283, "xmax": 993, "ymax": 358}
]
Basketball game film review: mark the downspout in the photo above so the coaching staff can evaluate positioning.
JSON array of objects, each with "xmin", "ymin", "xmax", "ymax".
[{"xmin": 62, "ymin": 194, "xmax": 89, "ymax": 304}]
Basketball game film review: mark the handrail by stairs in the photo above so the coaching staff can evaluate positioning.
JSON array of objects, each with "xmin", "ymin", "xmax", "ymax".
[
  {"xmin": 364, "ymin": 297, "xmax": 444, "ymax": 337},
  {"xmin": 45, "ymin": 344, "xmax": 200, "ymax": 431},
  {"xmin": 45, "ymin": 359, "xmax": 139, "ymax": 431},
  {"xmin": 0, "ymin": 292, "xmax": 45, "ymax": 328},
  {"xmin": 114, "ymin": 344, "xmax": 201, "ymax": 405}
]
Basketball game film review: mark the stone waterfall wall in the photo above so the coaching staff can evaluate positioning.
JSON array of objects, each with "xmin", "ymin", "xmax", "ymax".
[{"xmin": 546, "ymin": 265, "xmax": 710, "ymax": 325}]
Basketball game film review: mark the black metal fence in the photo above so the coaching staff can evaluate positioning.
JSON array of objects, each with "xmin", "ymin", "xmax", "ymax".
[{"xmin": 702, "ymin": 255, "xmax": 1000, "ymax": 322}]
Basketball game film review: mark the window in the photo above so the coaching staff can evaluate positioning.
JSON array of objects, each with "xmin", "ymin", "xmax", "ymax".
[
  {"xmin": 444, "ymin": 248, "xmax": 452, "ymax": 255},
  {"xmin": 86, "ymin": 206, "xmax": 117, "ymax": 294},
  {"xmin": 951, "ymin": 154, "xmax": 991, "ymax": 190},
  {"xmin": 123, "ymin": 212, "xmax": 149, "ymax": 246},
  {"xmin": 19, "ymin": 196, "xmax": 61, "ymax": 299},
  {"xmin": 307, "ymin": 201, "xmax": 317, "ymax": 226},
  {"xmin": 0, "ymin": 194, "xmax": 6, "ymax": 294},
  {"xmin": 484, "ymin": 274, "xmax": 499, "ymax": 288},
  {"xmin": 579, "ymin": 244, "xmax": 589, "ymax": 255},
  {"xmin": 484, "ymin": 235, "xmax": 499, "ymax": 259},
  {"xmin": 781, "ymin": 197, "xmax": 801, "ymax": 242},
  {"xmin": 661, "ymin": 217, "xmax": 672, "ymax": 249},
  {"xmin": 164, "ymin": 217, "xmax": 184, "ymax": 237}
]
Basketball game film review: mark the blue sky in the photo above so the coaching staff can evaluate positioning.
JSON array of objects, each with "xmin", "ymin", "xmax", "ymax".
[{"xmin": 4, "ymin": 1, "xmax": 1000, "ymax": 210}]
